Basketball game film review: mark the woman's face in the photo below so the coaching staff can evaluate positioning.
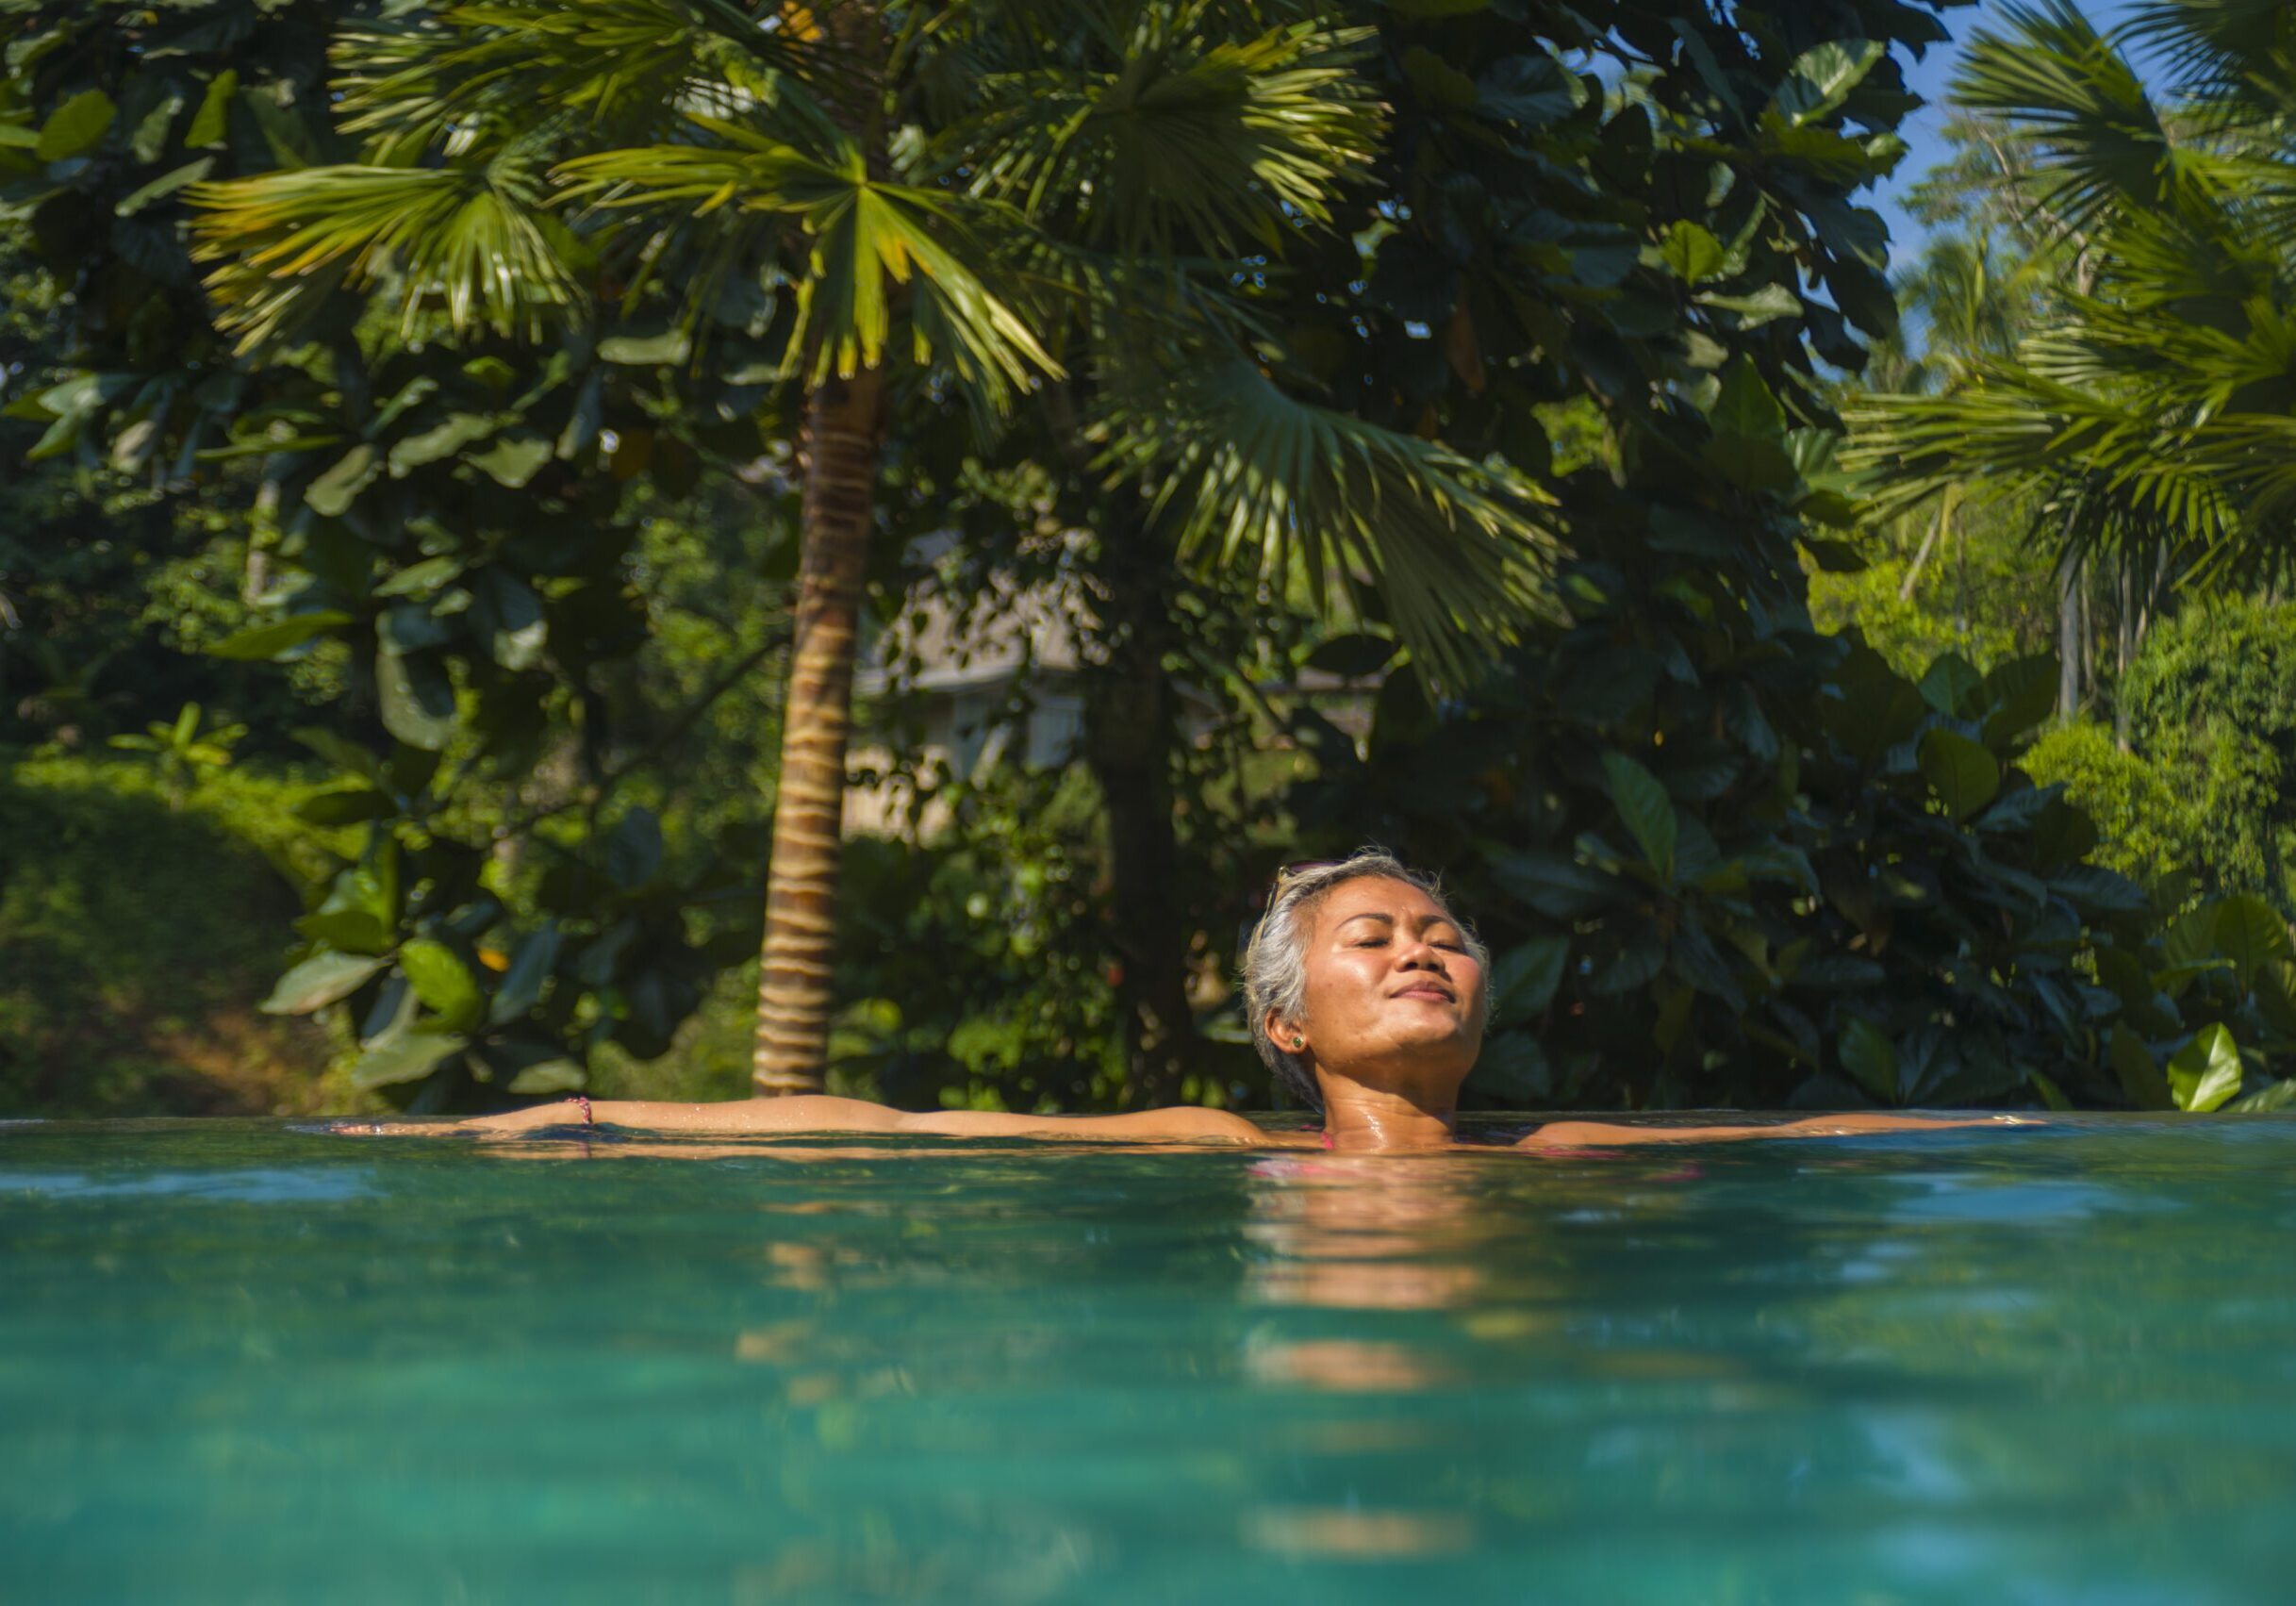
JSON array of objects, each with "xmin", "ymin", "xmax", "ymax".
[{"xmin": 1283, "ymin": 876, "xmax": 1487, "ymax": 1090}]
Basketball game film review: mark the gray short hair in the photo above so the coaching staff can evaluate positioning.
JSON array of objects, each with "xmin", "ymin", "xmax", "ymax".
[{"xmin": 1240, "ymin": 848, "xmax": 1489, "ymax": 1108}]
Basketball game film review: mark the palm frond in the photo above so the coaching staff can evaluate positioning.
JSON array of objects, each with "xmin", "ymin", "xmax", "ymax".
[
  {"xmin": 559, "ymin": 119, "xmax": 1063, "ymax": 404},
  {"xmin": 2122, "ymin": 0, "xmax": 2296, "ymax": 130},
  {"xmin": 190, "ymin": 150, "xmax": 587, "ymax": 350},
  {"xmin": 957, "ymin": 16, "xmax": 1381, "ymax": 258},
  {"xmin": 1093, "ymin": 358, "xmax": 1556, "ymax": 689},
  {"xmin": 1953, "ymin": 0, "xmax": 2196, "ymax": 240},
  {"xmin": 335, "ymin": 0, "xmax": 834, "ymax": 157}
]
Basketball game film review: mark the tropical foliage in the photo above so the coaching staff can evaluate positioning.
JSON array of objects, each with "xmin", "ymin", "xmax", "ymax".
[{"xmin": 11, "ymin": 0, "xmax": 2296, "ymax": 1122}]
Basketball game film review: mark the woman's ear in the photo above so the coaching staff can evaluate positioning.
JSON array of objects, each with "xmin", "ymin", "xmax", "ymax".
[{"xmin": 1265, "ymin": 1010, "xmax": 1307, "ymax": 1053}]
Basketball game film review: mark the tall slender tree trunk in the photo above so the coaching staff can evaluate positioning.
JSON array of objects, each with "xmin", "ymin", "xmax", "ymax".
[
  {"xmin": 2057, "ymin": 555, "xmax": 2082, "ymax": 720},
  {"xmin": 1898, "ymin": 483, "xmax": 1957, "ymax": 603},
  {"xmin": 1081, "ymin": 573, "xmax": 1199, "ymax": 1109},
  {"xmin": 753, "ymin": 366, "xmax": 886, "ymax": 1095}
]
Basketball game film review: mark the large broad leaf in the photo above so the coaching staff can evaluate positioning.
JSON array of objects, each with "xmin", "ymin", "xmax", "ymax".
[
  {"xmin": 2167, "ymin": 1023, "xmax": 2242, "ymax": 1113},
  {"xmin": 260, "ymin": 951, "xmax": 387, "ymax": 1015},
  {"xmin": 1917, "ymin": 652, "xmax": 1983, "ymax": 718},
  {"xmin": 36, "ymin": 90, "xmax": 114, "ymax": 161},
  {"xmin": 1773, "ymin": 41, "xmax": 1885, "ymax": 127},
  {"xmin": 1979, "ymin": 653, "xmax": 2058, "ymax": 742},
  {"xmin": 1658, "ymin": 220, "xmax": 1725, "ymax": 285},
  {"xmin": 1489, "ymin": 851, "xmax": 1619, "ymax": 919},
  {"xmin": 1709, "ymin": 355, "xmax": 1786, "ymax": 440},
  {"xmin": 399, "ymin": 938, "xmax": 483, "ymax": 1033},
  {"xmin": 350, "ymin": 1026, "xmax": 467, "ymax": 1090},
  {"xmin": 1489, "ymin": 935, "xmax": 1570, "ymax": 1025},
  {"xmin": 2209, "ymin": 895, "xmax": 2292, "ymax": 990},
  {"xmin": 1918, "ymin": 728, "xmax": 2001, "ymax": 820},
  {"xmin": 186, "ymin": 70, "xmax": 237, "ymax": 147},
  {"xmin": 1600, "ymin": 751, "xmax": 1677, "ymax": 883}
]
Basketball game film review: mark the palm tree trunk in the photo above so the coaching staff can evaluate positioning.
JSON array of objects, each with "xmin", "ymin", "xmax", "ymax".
[
  {"xmin": 1898, "ymin": 484, "xmax": 1957, "ymax": 603},
  {"xmin": 753, "ymin": 366, "xmax": 886, "ymax": 1095}
]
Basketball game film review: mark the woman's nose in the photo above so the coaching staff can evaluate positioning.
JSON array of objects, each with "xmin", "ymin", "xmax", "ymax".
[{"xmin": 1396, "ymin": 940, "xmax": 1446, "ymax": 973}]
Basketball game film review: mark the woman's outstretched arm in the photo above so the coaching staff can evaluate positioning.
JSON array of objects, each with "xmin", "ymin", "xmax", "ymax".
[
  {"xmin": 345, "ymin": 1094, "xmax": 1268, "ymax": 1145},
  {"xmin": 1519, "ymin": 1112, "xmax": 2035, "ymax": 1149}
]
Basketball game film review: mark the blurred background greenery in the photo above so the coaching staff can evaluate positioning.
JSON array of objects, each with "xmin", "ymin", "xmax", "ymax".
[{"xmin": 7, "ymin": 0, "xmax": 2296, "ymax": 1120}]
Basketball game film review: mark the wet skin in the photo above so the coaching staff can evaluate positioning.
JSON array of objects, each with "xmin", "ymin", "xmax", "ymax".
[{"xmin": 353, "ymin": 876, "xmax": 2023, "ymax": 1154}]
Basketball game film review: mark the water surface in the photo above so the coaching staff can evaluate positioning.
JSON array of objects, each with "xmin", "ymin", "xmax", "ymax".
[{"xmin": 4, "ymin": 1115, "xmax": 2292, "ymax": 1603}]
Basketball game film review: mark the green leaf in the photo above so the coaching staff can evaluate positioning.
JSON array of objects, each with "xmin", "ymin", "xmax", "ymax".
[
  {"xmin": 2230, "ymin": 1078, "xmax": 2296, "ymax": 1113},
  {"xmin": 2168, "ymin": 1023, "xmax": 2242, "ymax": 1113},
  {"xmin": 1775, "ymin": 41, "xmax": 1885, "ymax": 126},
  {"xmin": 488, "ymin": 924, "xmax": 562, "ymax": 1025},
  {"xmin": 306, "ymin": 445, "xmax": 381, "ymax": 516},
  {"xmin": 506, "ymin": 1059, "xmax": 587, "ymax": 1095},
  {"xmin": 36, "ymin": 90, "xmax": 115, "ymax": 162},
  {"xmin": 1466, "ymin": 1032, "xmax": 1549, "ymax": 1101},
  {"xmin": 2027, "ymin": 1068, "xmax": 2073, "ymax": 1112},
  {"xmin": 1698, "ymin": 284, "xmax": 1802, "ymax": 326},
  {"xmin": 373, "ymin": 556, "xmax": 465, "ymax": 598},
  {"xmin": 399, "ymin": 938, "xmax": 483, "ymax": 1033},
  {"xmin": 350, "ymin": 1027, "xmax": 466, "ymax": 1090},
  {"xmin": 1918, "ymin": 728, "xmax": 2001, "ymax": 820},
  {"xmin": 376, "ymin": 644, "xmax": 456, "ymax": 751},
  {"xmin": 473, "ymin": 570, "xmax": 548, "ymax": 671},
  {"xmin": 468, "ymin": 432, "xmax": 553, "ymax": 488},
  {"xmin": 1490, "ymin": 935, "xmax": 1570, "ymax": 1024},
  {"xmin": 388, "ymin": 413, "xmax": 498, "ymax": 474},
  {"xmin": 208, "ymin": 610, "xmax": 351, "ymax": 662},
  {"xmin": 117, "ymin": 157, "xmax": 214, "ymax": 217},
  {"xmin": 2210, "ymin": 894, "xmax": 2292, "ymax": 990},
  {"xmin": 1978, "ymin": 653, "xmax": 2057, "ymax": 742},
  {"xmin": 2108, "ymin": 1024, "xmax": 2172, "ymax": 1110},
  {"xmin": 1658, "ymin": 220, "xmax": 1726, "ymax": 285},
  {"xmin": 1839, "ymin": 1015, "xmax": 1898, "ymax": 1103},
  {"xmin": 261, "ymin": 951, "xmax": 387, "ymax": 1015},
  {"xmin": 1709, "ymin": 355, "xmax": 1786, "ymax": 440},
  {"xmin": 598, "ymin": 328, "xmax": 692, "ymax": 366},
  {"xmin": 186, "ymin": 70, "xmax": 237, "ymax": 147},
  {"xmin": 1917, "ymin": 652, "xmax": 1983, "ymax": 718},
  {"xmin": 1600, "ymin": 751, "xmax": 1677, "ymax": 883},
  {"xmin": 295, "ymin": 908, "xmax": 394, "ymax": 955}
]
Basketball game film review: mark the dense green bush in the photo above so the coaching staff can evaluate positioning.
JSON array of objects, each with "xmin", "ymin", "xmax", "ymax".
[
  {"xmin": 2123, "ymin": 601, "xmax": 2296, "ymax": 916},
  {"xmin": 2022, "ymin": 721, "xmax": 2192, "ymax": 891}
]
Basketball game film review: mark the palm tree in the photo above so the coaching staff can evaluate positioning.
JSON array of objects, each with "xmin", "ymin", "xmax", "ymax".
[
  {"xmin": 1848, "ymin": 0, "xmax": 2296, "ymax": 705},
  {"xmin": 188, "ymin": 0, "xmax": 1552, "ymax": 1094}
]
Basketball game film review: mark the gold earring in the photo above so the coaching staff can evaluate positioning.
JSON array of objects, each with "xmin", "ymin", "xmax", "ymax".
[{"xmin": 1292, "ymin": 1036, "xmax": 1305, "ymax": 1049}]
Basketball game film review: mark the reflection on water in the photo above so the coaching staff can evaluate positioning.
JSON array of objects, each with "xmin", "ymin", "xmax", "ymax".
[{"xmin": 4, "ymin": 1117, "xmax": 2296, "ymax": 1601}]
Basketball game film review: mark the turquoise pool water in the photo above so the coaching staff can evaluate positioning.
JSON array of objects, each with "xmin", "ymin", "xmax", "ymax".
[{"xmin": 4, "ymin": 1115, "xmax": 2293, "ymax": 1603}]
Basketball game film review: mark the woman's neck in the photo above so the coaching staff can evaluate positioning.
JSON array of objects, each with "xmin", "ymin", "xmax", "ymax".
[{"xmin": 1318, "ymin": 1077, "xmax": 1458, "ymax": 1152}]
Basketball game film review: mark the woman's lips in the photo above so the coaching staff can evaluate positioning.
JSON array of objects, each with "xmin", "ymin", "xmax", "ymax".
[{"xmin": 1390, "ymin": 984, "xmax": 1455, "ymax": 1003}]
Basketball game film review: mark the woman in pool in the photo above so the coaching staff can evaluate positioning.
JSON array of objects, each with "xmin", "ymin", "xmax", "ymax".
[{"xmin": 394, "ymin": 850, "xmax": 2014, "ymax": 1152}]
